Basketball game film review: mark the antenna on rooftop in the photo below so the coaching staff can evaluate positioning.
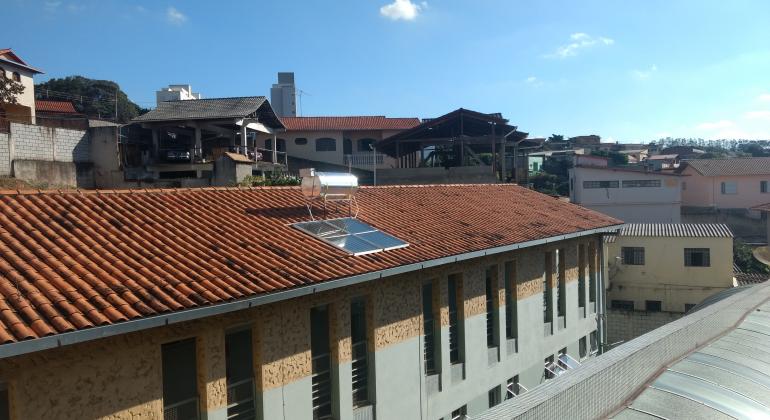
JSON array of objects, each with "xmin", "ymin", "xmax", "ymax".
[{"xmin": 296, "ymin": 89, "xmax": 311, "ymax": 116}]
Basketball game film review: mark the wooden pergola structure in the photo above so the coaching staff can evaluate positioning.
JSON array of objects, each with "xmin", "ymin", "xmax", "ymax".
[{"xmin": 378, "ymin": 108, "xmax": 539, "ymax": 182}]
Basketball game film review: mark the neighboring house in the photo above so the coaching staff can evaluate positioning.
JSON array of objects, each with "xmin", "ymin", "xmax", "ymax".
[
  {"xmin": 645, "ymin": 153, "xmax": 679, "ymax": 170},
  {"xmin": 527, "ymin": 149, "xmax": 585, "ymax": 175},
  {"xmin": 34, "ymin": 99, "xmax": 88, "ymax": 129},
  {"xmin": 660, "ymin": 145, "xmax": 705, "ymax": 159},
  {"xmin": 752, "ymin": 202, "xmax": 770, "ymax": 244},
  {"xmin": 156, "ymin": 84, "xmax": 202, "ymax": 105},
  {"xmin": 0, "ymin": 184, "xmax": 620, "ymax": 420},
  {"xmin": 255, "ymin": 115, "xmax": 420, "ymax": 174},
  {"xmin": 605, "ymin": 223, "xmax": 734, "ymax": 313},
  {"xmin": 617, "ymin": 148, "xmax": 648, "ymax": 164},
  {"xmin": 128, "ymin": 96, "xmax": 285, "ymax": 186},
  {"xmin": 569, "ymin": 165, "xmax": 684, "ymax": 223},
  {"xmin": 0, "ymin": 48, "xmax": 43, "ymax": 124},
  {"xmin": 678, "ymin": 157, "xmax": 770, "ymax": 211}
]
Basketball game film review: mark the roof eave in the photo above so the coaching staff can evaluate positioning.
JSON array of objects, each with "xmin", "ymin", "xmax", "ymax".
[{"xmin": 0, "ymin": 223, "xmax": 621, "ymax": 359}]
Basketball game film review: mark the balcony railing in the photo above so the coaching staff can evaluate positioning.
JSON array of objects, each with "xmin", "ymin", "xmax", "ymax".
[
  {"xmin": 163, "ymin": 397, "xmax": 199, "ymax": 420},
  {"xmin": 226, "ymin": 378, "xmax": 256, "ymax": 419},
  {"xmin": 423, "ymin": 317, "xmax": 436, "ymax": 374},
  {"xmin": 351, "ymin": 340, "xmax": 369, "ymax": 406},
  {"xmin": 312, "ymin": 353, "xmax": 333, "ymax": 420},
  {"xmin": 344, "ymin": 153, "xmax": 385, "ymax": 167}
]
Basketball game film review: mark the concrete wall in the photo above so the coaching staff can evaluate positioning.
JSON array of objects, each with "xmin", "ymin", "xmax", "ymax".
[
  {"xmin": 681, "ymin": 207, "xmax": 766, "ymax": 243},
  {"xmin": 606, "ymin": 309, "xmax": 683, "ymax": 345},
  {"xmin": 0, "ymin": 122, "xmax": 91, "ymax": 186},
  {"xmin": 569, "ymin": 166, "xmax": 682, "ymax": 223},
  {"xmin": 0, "ymin": 236, "xmax": 603, "ymax": 420},
  {"xmin": 681, "ymin": 165, "xmax": 770, "ymax": 209},
  {"xmin": 377, "ymin": 166, "xmax": 497, "ymax": 186},
  {"xmin": 605, "ymin": 235, "xmax": 734, "ymax": 313}
]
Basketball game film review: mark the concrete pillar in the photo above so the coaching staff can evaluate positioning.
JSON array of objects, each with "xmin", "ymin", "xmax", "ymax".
[
  {"xmin": 240, "ymin": 125, "xmax": 248, "ymax": 155},
  {"xmin": 194, "ymin": 126, "xmax": 202, "ymax": 161},
  {"xmin": 272, "ymin": 134, "xmax": 278, "ymax": 163},
  {"xmin": 151, "ymin": 128, "xmax": 159, "ymax": 159}
]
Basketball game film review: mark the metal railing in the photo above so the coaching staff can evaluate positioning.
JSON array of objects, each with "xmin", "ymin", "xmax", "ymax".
[
  {"xmin": 163, "ymin": 397, "xmax": 199, "ymax": 420},
  {"xmin": 486, "ymin": 295, "xmax": 495, "ymax": 347},
  {"xmin": 254, "ymin": 147, "xmax": 288, "ymax": 165},
  {"xmin": 312, "ymin": 353, "xmax": 333, "ymax": 420},
  {"xmin": 344, "ymin": 153, "xmax": 385, "ymax": 167},
  {"xmin": 423, "ymin": 317, "xmax": 436, "ymax": 374},
  {"xmin": 226, "ymin": 378, "xmax": 256, "ymax": 419},
  {"xmin": 351, "ymin": 340, "xmax": 369, "ymax": 406},
  {"xmin": 449, "ymin": 309, "xmax": 460, "ymax": 363}
]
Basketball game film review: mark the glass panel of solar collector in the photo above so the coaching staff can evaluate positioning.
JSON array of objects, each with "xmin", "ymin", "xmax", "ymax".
[{"xmin": 293, "ymin": 217, "xmax": 408, "ymax": 255}]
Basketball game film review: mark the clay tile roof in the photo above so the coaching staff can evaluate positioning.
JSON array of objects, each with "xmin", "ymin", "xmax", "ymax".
[
  {"xmin": 280, "ymin": 116, "xmax": 421, "ymax": 131},
  {"xmin": 0, "ymin": 185, "xmax": 619, "ymax": 345},
  {"xmin": 734, "ymin": 272, "xmax": 769, "ymax": 286},
  {"xmin": 35, "ymin": 100, "xmax": 77, "ymax": 114},
  {"xmin": 683, "ymin": 157, "xmax": 770, "ymax": 176}
]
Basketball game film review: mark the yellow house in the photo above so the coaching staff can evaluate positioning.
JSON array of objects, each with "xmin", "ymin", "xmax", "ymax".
[{"xmin": 604, "ymin": 224, "xmax": 734, "ymax": 313}]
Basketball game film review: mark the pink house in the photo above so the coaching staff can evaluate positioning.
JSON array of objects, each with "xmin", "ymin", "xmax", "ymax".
[{"xmin": 679, "ymin": 157, "xmax": 770, "ymax": 210}]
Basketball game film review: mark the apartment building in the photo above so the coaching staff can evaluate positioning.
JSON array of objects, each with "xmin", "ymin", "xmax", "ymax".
[
  {"xmin": 679, "ymin": 157, "xmax": 770, "ymax": 211},
  {"xmin": 0, "ymin": 183, "xmax": 618, "ymax": 420},
  {"xmin": 569, "ymin": 165, "xmax": 684, "ymax": 223}
]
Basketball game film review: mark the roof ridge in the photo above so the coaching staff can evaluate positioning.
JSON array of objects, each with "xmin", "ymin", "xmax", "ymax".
[{"xmin": 161, "ymin": 96, "xmax": 266, "ymax": 103}]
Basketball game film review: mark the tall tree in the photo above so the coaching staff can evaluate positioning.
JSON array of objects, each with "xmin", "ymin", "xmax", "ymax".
[
  {"xmin": 0, "ymin": 76, "xmax": 25, "ymax": 104},
  {"xmin": 35, "ymin": 76, "xmax": 148, "ymax": 123}
]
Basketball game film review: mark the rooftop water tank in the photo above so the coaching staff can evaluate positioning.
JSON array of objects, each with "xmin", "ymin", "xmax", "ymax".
[{"xmin": 300, "ymin": 169, "xmax": 359, "ymax": 201}]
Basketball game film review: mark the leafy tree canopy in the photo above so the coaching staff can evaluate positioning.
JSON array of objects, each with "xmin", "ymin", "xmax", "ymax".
[
  {"xmin": 0, "ymin": 76, "xmax": 25, "ymax": 104},
  {"xmin": 35, "ymin": 76, "xmax": 148, "ymax": 123}
]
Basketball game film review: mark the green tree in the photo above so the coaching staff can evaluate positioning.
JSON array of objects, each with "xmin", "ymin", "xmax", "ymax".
[
  {"xmin": 35, "ymin": 76, "xmax": 148, "ymax": 123},
  {"xmin": 0, "ymin": 75, "xmax": 25, "ymax": 104},
  {"xmin": 734, "ymin": 240, "xmax": 769, "ymax": 274}
]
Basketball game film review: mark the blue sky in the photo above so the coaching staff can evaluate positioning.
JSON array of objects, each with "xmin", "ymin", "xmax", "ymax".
[{"xmin": 4, "ymin": 0, "xmax": 770, "ymax": 141}]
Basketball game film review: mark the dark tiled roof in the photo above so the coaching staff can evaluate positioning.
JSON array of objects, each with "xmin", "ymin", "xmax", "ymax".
[
  {"xmin": 615, "ymin": 223, "xmax": 733, "ymax": 238},
  {"xmin": 280, "ymin": 116, "xmax": 420, "ymax": 131},
  {"xmin": 35, "ymin": 100, "xmax": 77, "ymax": 114},
  {"xmin": 682, "ymin": 157, "xmax": 770, "ymax": 176},
  {"xmin": 0, "ymin": 185, "xmax": 619, "ymax": 344},
  {"xmin": 133, "ymin": 96, "xmax": 283, "ymax": 128}
]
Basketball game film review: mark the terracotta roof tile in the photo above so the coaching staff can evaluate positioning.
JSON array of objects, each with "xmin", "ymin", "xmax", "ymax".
[
  {"xmin": 280, "ymin": 116, "xmax": 420, "ymax": 131},
  {"xmin": 35, "ymin": 100, "xmax": 77, "ymax": 114},
  {"xmin": 0, "ymin": 184, "xmax": 619, "ymax": 344}
]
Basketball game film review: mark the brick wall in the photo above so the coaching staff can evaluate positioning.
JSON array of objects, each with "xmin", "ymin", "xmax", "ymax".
[
  {"xmin": 9, "ymin": 122, "xmax": 90, "ymax": 163},
  {"xmin": 0, "ymin": 132, "xmax": 9, "ymax": 176}
]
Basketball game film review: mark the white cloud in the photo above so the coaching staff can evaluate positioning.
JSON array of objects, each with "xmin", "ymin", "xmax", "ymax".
[
  {"xmin": 632, "ymin": 64, "xmax": 658, "ymax": 80},
  {"xmin": 166, "ymin": 6, "xmax": 187, "ymax": 25},
  {"xmin": 746, "ymin": 110, "xmax": 770, "ymax": 120},
  {"xmin": 696, "ymin": 120, "xmax": 734, "ymax": 130},
  {"xmin": 44, "ymin": 1, "xmax": 61, "ymax": 13},
  {"xmin": 758, "ymin": 93, "xmax": 770, "ymax": 102},
  {"xmin": 546, "ymin": 32, "xmax": 614, "ymax": 58},
  {"xmin": 526, "ymin": 76, "xmax": 537, "ymax": 83},
  {"xmin": 380, "ymin": 0, "xmax": 426, "ymax": 21}
]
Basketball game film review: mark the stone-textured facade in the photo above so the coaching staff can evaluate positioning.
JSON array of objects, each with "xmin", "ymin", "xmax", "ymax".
[{"xmin": 0, "ymin": 236, "xmax": 603, "ymax": 420}]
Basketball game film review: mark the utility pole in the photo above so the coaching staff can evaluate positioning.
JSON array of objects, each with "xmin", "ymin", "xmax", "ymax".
[{"xmin": 370, "ymin": 143, "xmax": 377, "ymax": 186}]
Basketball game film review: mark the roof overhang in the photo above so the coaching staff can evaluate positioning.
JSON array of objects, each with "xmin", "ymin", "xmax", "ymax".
[
  {"xmin": 0, "ymin": 57, "xmax": 43, "ymax": 74},
  {"xmin": 0, "ymin": 224, "xmax": 620, "ymax": 359}
]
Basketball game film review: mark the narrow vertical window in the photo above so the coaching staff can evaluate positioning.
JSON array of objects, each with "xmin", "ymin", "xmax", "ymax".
[
  {"xmin": 225, "ymin": 329, "xmax": 256, "ymax": 419},
  {"xmin": 451, "ymin": 405, "xmax": 467, "ymax": 420},
  {"xmin": 162, "ymin": 338, "xmax": 199, "ymax": 420},
  {"xmin": 311, "ymin": 306, "xmax": 332, "ymax": 420},
  {"xmin": 488, "ymin": 386, "xmax": 501, "ymax": 408},
  {"xmin": 351, "ymin": 298, "xmax": 370, "ymax": 407},
  {"xmin": 578, "ymin": 244, "xmax": 586, "ymax": 310},
  {"xmin": 543, "ymin": 252, "xmax": 553, "ymax": 324},
  {"xmin": 579, "ymin": 336, "xmax": 587, "ymax": 360},
  {"xmin": 557, "ymin": 248, "xmax": 566, "ymax": 320},
  {"xmin": 448, "ymin": 275, "xmax": 463, "ymax": 364},
  {"xmin": 762, "ymin": 180, "xmax": 768, "ymax": 193},
  {"xmin": 422, "ymin": 283, "xmax": 437, "ymax": 375},
  {"xmin": 588, "ymin": 242, "xmax": 597, "ymax": 305},
  {"xmin": 485, "ymin": 266, "xmax": 498, "ymax": 348},
  {"xmin": 504, "ymin": 261, "xmax": 518, "ymax": 340}
]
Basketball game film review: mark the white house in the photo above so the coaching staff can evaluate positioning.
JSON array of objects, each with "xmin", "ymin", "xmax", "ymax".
[
  {"xmin": 569, "ymin": 165, "xmax": 683, "ymax": 223},
  {"xmin": 0, "ymin": 48, "xmax": 43, "ymax": 123},
  {"xmin": 155, "ymin": 84, "xmax": 202, "ymax": 106}
]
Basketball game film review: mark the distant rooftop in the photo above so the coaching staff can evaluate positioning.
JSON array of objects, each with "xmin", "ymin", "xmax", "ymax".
[
  {"xmin": 132, "ymin": 96, "xmax": 283, "ymax": 128},
  {"xmin": 280, "ymin": 116, "xmax": 420, "ymax": 131},
  {"xmin": 610, "ymin": 223, "xmax": 733, "ymax": 239},
  {"xmin": 681, "ymin": 156, "xmax": 770, "ymax": 177}
]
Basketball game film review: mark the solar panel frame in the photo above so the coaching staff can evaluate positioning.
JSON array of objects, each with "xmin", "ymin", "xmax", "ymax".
[{"xmin": 292, "ymin": 217, "xmax": 409, "ymax": 256}]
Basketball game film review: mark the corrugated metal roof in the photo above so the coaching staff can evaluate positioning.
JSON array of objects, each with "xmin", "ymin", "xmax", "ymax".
[
  {"xmin": 616, "ymin": 223, "xmax": 733, "ymax": 238},
  {"xmin": 683, "ymin": 157, "xmax": 770, "ymax": 176}
]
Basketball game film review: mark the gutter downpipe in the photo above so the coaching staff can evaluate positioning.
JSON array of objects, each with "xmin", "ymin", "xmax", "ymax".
[{"xmin": 598, "ymin": 234, "xmax": 607, "ymax": 355}]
